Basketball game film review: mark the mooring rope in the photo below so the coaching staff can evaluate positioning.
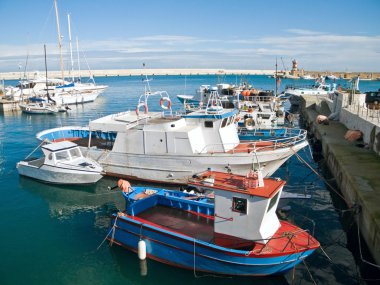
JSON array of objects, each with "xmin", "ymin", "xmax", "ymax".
[
  {"xmin": 96, "ymin": 215, "xmax": 118, "ymax": 250},
  {"xmin": 291, "ymin": 147, "xmax": 350, "ymax": 206},
  {"xmin": 302, "ymin": 260, "xmax": 317, "ymax": 285}
]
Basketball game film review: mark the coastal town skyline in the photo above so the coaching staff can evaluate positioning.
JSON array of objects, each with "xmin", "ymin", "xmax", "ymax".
[{"xmin": 0, "ymin": 0, "xmax": 379, "ymax": 73}]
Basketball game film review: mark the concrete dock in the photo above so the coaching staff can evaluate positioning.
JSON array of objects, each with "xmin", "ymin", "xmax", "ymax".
[{"xmin": 300, "ymin": 94, "xmax": 380, "ymax": 266}]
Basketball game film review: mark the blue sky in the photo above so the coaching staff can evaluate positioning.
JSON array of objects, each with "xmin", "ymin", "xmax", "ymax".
[{"xmin": 0, "ymin": 0, "xmax": 379, "ymax": 72}]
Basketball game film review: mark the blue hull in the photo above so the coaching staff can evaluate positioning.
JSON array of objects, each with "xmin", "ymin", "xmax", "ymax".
[
  {"xmin": 109, "ymin": 214, "xmax": 316, "ymax": 276},
  {"xmin": 37, "ymin": 127, "xmax": 117, "ymax": 143}
]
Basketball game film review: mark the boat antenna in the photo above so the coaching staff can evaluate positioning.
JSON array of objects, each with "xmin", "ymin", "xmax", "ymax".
[
  {"xmin": 142, "ymin": 63, "xmax": 152, "ymax": 94},
  {"xmin": 275, "ymin": 57, "xmax": 278, "ymax": 97}
]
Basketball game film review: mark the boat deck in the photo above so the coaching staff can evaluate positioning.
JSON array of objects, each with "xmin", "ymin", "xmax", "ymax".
[
  {"xmin": 137, "ymin": 205, "xmax": 215, "ymax": 242},
  {"xmin": 133, "ymin": 204, "xmax": 319, "ymax": 253}
]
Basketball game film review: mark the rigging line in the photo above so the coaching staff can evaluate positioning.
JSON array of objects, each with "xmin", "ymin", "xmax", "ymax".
[
  {"xmin": 86, "ymin": 191, "xmax": 121, "ymax": 197},
  {"xmin": 37, "ymin": 3, "xmax": 55, "ymax": 42},
  {"xmin": 81, "ymin": 51, "xmax": 94, "ymax": 82},
  {"xmin": 317, "ymin": 242, "xmax": 364, "ymax": 282},
  {"xmin": 291, "ymin": 148, "xmax": 350, "ymax": 206},
  {"xmin": 97, "ymin": 215, "xmax": 118, "ymax": 250},
  {"xmin": 24, "ymin": 139, "xmax": 48, "ymax": 160},
  {"xmin": 302, "ymin": 260, "xmax": 317, "ymax": 285}
]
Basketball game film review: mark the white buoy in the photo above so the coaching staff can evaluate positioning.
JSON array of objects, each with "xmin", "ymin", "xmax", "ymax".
[{"xmin": 138, "ymin": 240, "xmax": 146, "ymax": 260}]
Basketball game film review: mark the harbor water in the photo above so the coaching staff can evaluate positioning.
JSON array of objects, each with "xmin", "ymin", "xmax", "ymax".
[{"xmin": 1, "ymin": 75, "xmax": 379, "ymax": 285}]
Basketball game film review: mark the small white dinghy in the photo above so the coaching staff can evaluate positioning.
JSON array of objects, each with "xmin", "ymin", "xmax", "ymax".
[{"xmin": 17, "ymin": 141, "xmax": 104, "ymax": 184}]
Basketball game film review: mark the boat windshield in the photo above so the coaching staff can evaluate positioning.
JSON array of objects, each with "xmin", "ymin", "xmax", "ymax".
[
  {"xmin": 69, "ymin": 148, "xmax": 82, "ymax": 159},
  {"xmin": 55, "ymin": 150, "xmax": 70, "ymax": 162}
]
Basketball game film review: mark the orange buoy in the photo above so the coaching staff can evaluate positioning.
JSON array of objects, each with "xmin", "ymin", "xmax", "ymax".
[{"xmin": 117, "ymin": 179, "xmax": 131, "ymax": 192}]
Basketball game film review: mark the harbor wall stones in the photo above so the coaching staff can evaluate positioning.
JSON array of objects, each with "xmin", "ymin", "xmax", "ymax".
[
  {"xmin": 300, "ymin": 95, "xmax": 380, "ymax": 266},
  {"xmin": 324, "ymin": 92, "xmax": 380, "ymax": 155}
]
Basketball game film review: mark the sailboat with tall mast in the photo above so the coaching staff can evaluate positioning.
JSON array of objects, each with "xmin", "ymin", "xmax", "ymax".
[
  {"xmin": 19, "ymin": 45, "xmax": 60, "ymax": 114},
  {"xmin": 46, "ymin": 0, "xmax": 108, "ymax": 104},
  {"xmin": 7, "ymin": 0, "xmax": 107, "ymax": 105}
]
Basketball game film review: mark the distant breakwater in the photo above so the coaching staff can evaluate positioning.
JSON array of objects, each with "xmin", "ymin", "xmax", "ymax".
[{"xmin": 1, "ymin": 68, "xmax": 379, "ymax": 80}]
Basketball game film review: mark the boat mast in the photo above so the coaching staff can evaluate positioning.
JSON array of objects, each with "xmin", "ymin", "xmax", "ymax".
[
  {"xmin": 76, "ymin": 37, "xmax": 81, "ymax": 82},
  {"xmin": 44, "ymin": 44, "xmax": 49, "ymax": 99},
  {"xmin": 67, "ymin": 13, "xmax": 74, "ymax": 82},
  {"xmin": 53, "ymin": 0, "xmax": 64, "ymax": 82}
]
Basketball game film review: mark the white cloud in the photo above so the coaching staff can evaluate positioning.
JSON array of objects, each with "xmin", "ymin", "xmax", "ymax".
[
  {"xmin": 0, "ymin": 31, "xmax": 379, "ymax": 72},
  {"xmin": 286, "ymin": 29, "xmax": 325, "ymax": 36}
]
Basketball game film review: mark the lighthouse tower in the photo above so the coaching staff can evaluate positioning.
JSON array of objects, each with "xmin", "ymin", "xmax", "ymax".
[{"xmin": 291, "ymin": 59, "xmax": 298, "ymax": 77}]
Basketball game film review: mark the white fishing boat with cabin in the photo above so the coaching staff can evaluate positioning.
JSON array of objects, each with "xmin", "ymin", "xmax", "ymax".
[{"xmin": 36, "ymin": 87, "xmax": 308, "ymax": 184}]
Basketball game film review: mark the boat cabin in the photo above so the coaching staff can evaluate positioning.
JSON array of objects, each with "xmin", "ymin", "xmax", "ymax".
[
  {"xmin": 88, "ymin": 91, "xmax": 240, "ymax": 155},
  {"xmin": 189, "ymin": 170, "xmax": 285, "ymax": 245},
  {"xmin": 41, "ymin": 141, "xmax": 85, "ymax": 166}
]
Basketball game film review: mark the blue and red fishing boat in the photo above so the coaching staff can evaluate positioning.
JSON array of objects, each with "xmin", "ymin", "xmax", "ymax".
[{"xmin": 107, "ymin": 170, "xmax": 319, "ymax": 276}]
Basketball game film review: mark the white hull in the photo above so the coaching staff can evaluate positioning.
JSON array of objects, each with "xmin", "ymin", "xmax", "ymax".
[
  {"xmin": 17, "ymin": 160, "xmax": 102, "ymax": 184},
  {"xmin": 49, "ymin": 90, "xmax": 101, "ymax": 105},
  {"xmin": 19, "ymin": 103, "xmax": 59, "ymax": 114},
  {"xmin": 81, "ymin": 140, "xmax": 308, "ymax": 184},
  {"xmin": 36, "ymin": 90, "xmax": 308, "ymax": 185}
]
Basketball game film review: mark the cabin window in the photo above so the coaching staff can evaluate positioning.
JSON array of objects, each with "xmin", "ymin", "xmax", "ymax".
[
  {"xmin": 69, "ymin": 148, "xmax": 81, "ymax": 159},
  {"xmin": 232, "ymin": 197, "xmax": 247, "ymax": 214},
  {"xmin": 55, "ymin": 150, "xmax": 70, "ymax": 161},
  {"xmin": 225, "ymin": 117, "xmax": 231, "ymax": 126},
  {"xmin": 204, "ymin": 121, "xmax": 213, "ymax": 128},
  {"xmin": 267, "ymin": 192, "xmax": 280, "ymax": 213},
  {"xmin": 221, "ymin": 118, "xmax": 228, "ymax": 128}
]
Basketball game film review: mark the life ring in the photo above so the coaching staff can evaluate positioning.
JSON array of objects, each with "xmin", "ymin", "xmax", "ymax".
[
  {"xmin": 244, "ymin": 118, "xmax": 255, "ymax": 130},
  {"xmin": 136, "ymin": 102, "xmax": 148, "ymax": 116},
  {"xmin": 160, "ymin": 97, "xmax": 172, "ymax": 110}
]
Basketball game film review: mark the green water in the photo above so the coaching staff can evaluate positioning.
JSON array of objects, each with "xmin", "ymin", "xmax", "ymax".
[{"xmin": 1, "ymin": 75, "xmax": 379, "ymax": 284}]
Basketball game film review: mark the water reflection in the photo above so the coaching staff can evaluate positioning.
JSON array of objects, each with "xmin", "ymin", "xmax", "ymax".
[
  {"xmin": 19, "ymin": 176, "xmax": 125, "ymax": 227},
  {"xmin": 109, "ymin": 245, "xmax": 289, "ymax": 285}
]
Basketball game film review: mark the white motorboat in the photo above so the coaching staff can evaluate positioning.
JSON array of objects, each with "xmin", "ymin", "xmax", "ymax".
[
  {"xmin": 19, "ymin": 101, "xmax": 60, "ymax": 114},
  {"xmin": 301, "ymin": 75, "xmax": 316, "ymax": 80},
  {"xmin": 36, "ymin": 89, "xmax": 308, "ymax": 184},
  {"xmin": 177, "ymin": 83, "xmax": 285, "ymax": 127},
  {"xmin": 17, "ymin": 141, "xmax": 103, "ymax": 184},
  {"xmin": 325, "ymin": 74, "xmax": 338, "ymax": 80},
  {"xmin": 4, "ymin": 74, "xmax": 107, "ymax": 104},
  {"xmin": 285, "ymin": 82, "xmax": 336, "ymax": 105}
]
